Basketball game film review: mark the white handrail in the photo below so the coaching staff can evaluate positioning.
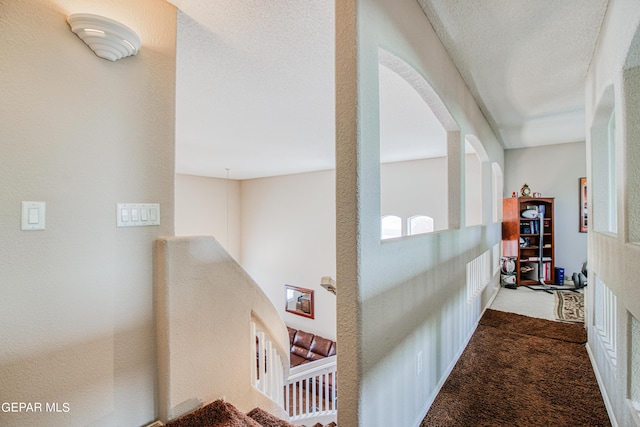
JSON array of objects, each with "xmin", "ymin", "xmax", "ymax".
[
  {"xmin": 288, "ymin": 356, "xmax": 337, "ymax": 381},
  {"xmin": 284, "ymin": 356, "xmax": 337, "ymax": 423}
]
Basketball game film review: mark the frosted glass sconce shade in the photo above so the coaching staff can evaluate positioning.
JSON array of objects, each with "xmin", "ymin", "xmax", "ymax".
[
  {"xmin": 320, "ymin": 276, "xmax": 336, "ymax": 295},
  {"xmin": 67, "ymin": 14, "xmax": 141, "ymax": 61}
]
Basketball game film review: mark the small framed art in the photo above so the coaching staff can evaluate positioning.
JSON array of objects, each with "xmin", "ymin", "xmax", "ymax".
[
  {"xmin": 285, "ymin": 285, "xmax": 314, "ymax": 319},
  {"xmin": 579, "ymin": 177, "xmax": 588, "ymax": 233}
]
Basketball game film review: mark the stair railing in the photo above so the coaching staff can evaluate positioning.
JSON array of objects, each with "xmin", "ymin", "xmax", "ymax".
[
  {"xmin": 284, "ymin": 355, "xmax": 338, "ymax": 423},
  {"xmin": 252, "ymin": 319, "xmax": 285, "ymax": 407}
]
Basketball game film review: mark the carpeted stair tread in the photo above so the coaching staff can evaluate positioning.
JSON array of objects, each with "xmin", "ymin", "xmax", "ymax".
[
  {"xmin": 480, "ymin": 308, "xmax": 586, "ymax": 343},
  {"xmin": 246, "ymin": 407, "xmax": 296, "ymax": 427},
  {"xmin": 164, "ymin": 399, "xmax": 336, "ymax": 427},
  {"xmin": 299, "ymin": 423, "xmax": 337, "ymax": 427},
  {"xmin": 165, "ymin": 399, "xmax": 261, "ymax": 427}
]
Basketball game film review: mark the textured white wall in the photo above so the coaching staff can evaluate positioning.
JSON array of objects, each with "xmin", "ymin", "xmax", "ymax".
[
  {"xmin": 0, "ymin": 1, "xmax": 176, "ymax": 426},
  {"xmin": 584, "ymin": 0, "xmax": 640, "ymax": 425},
  {"xmin": 335, "ymin": 0, "xmax": 504, "ymax": 425},
  {"xmin": 240, "ymin": 170, "xmax": 337, "ymax": 340},
  {"xmin": 175, "ymin": 174, "xmax": 241, "ymax": 260},
  {"xmin": 632, "ymin": 316, "xmax": 640, "ymax": 414},
  {"xmin": 465, "ymin": 153, "xmax": 483, "ymax": 226},
  {"xmin": 504, "ymin": 142, "xmax": 588, "ymax": 275},
  {"xmin": 381, "ymin": 158, "xmax": 449, "ymax": 232},
  {"xmin": 155, "ymin": 236, "xmax": 290, "ymax": 422}
]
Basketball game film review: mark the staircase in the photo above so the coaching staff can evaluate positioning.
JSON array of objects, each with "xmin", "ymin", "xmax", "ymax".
[
  {"xmin": 162, "ymin": 398, "xmax": 336, "ymax": 427},
  {"xmin": 155, "ymin": 236, "xmax": 337, "ymax": 426}
]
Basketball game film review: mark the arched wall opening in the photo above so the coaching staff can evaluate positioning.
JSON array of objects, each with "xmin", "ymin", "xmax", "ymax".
[
  {"xmin": 378, "ymin": 49, "xmax": 460, "ymax": 239},
  {"xmin": 464, "ymin": 134, "xmax": 489, "ymax": 227},
  {"xmin": 590, "ymin": 84, "xmax": 616, "ymax": 235},
  {"xmin": 624, "ymin": 29, "xmax": 640, "ymax": 243},
  {"xmin": 492, "ymin": 162, "xmax": 504, "ymax": 223}
]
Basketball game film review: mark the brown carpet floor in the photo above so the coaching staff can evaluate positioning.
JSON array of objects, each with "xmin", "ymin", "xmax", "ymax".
[{"xmin": 421, "ymin": 309, "xmax": 611, "ymax": 427}]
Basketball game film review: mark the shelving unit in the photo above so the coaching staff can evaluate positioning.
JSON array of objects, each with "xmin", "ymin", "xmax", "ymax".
[{"xmin": 502, "ymin": 197, "xmax": 555, "ymax": 286}]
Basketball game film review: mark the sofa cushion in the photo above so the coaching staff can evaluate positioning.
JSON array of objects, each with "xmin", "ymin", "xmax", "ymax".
[
  {"xmin": 327, "ymin": 342, "xmax": 336, "ymax": 357},
  {"xmin": 308, "ymin": 335, "xmax": 333, "ymax": 359},
  {"xmin": 292, "ymin": 329, "xmax": 314, "ymax": 350},
  {"xmin": 291, "ymin": 344, "xmax": 309, "ymax": 360},
  {"xmin": 290, "ymin": 353, "xmax": 308, "ymax": 367},
  {"xmin": 288, "ymin": 327, "xmax": 296, "ymax": 345}
]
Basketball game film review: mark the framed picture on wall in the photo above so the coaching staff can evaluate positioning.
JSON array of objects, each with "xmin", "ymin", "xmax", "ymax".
[
  {"xmin": 579, "ymin": 177, "xmax": 588, "ymax": 233},
  {"xmin": 285, "ymin": 285, "xmax": 314, "ymax": 319}
]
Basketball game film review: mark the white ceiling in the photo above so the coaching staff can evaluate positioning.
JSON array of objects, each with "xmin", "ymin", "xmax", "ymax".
[
  {"xmin": 417, "ymin": 0, "xmax": 609, "ymax": 150},
  {"xmin": 170, "ymin": 0, "xmax": 608, "ymax": 179},
  {"xmin": 171, "ymin": 0, "xmax": 336, "ymax": 179}
]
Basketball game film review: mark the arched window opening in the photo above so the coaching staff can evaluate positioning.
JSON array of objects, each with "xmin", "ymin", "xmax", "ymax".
[
  {"xmin": 378, "ymin": 49, "xmax": 459, "ymax": 239},
  {"xmin": 381, "ymin": 215, "xmax": 402, "ymax": 240},
  {"xmin": 464, "ymin": 135, "xmax": 488, "ymax": 227},
  {"xmin": 408, "ymin": 215, "xmax": 434, "ymax": 235},
  {"xmin": 591, "ymin": 85, "xmax": 616, "ymax": 235}
]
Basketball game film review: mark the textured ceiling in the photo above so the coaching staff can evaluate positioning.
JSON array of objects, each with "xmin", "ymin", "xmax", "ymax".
[
  {"xmin": 171, "ymin": 0, "xmax": 336, "ymax": 179},
  {"xmin": 170, "ymin": 0, "xmax": 609, "ymax": 179},
  {"xmin": 417, "ymin": 0, "xmax": 609, "ymax": 149}
]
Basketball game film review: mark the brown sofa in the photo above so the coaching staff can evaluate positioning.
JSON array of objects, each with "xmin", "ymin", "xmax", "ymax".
[
  {"xmin": 287, "ymin": 327, "xmax": 337, "ymax": 367},
  {"xmin": 287, "ymin": 327, "xmax": 337, "ymax": 399}
]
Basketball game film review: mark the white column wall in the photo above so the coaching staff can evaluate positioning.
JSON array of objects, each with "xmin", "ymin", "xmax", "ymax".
[
  {"xmin": 335, "ymin": 0, "xmax": 504, "ymax": 425},
  {"xmin": 584, "ymin": 0, "xmax": 640, "ymax": 425}
]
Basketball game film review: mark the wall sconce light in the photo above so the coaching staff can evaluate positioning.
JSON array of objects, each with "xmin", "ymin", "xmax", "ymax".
[
  {"xmin": 321, "ymin": 276, "xmax": 336, "ymax": 295},
  {"xmin": 67, "ymin": 13, "xmax": 141, "ymax": 61}
]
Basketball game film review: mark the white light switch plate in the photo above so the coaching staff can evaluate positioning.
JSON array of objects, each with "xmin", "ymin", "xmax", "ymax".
[
  {"xmin": 117, "ymin": 203, "xmax": 160, "ymax": 227},
  {"xmin": 21, "ymin": 201, "xmax": 46, "ymax": 230}
]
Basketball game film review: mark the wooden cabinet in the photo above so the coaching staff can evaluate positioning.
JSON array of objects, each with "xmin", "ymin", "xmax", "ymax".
[{"xmin": 502, "ymin": 197, "xmax": 555, "ymax": 286}]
